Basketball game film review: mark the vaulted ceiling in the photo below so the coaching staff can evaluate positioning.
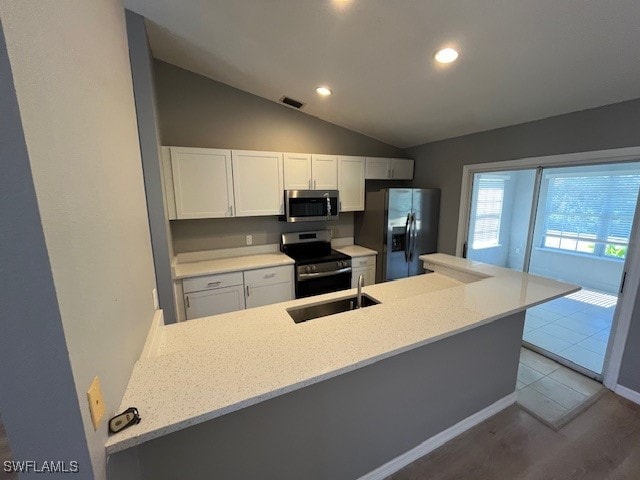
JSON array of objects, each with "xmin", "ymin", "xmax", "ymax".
[{"xmin": 125, "ymin": 0, "xmax": 640, "ymax": 148}]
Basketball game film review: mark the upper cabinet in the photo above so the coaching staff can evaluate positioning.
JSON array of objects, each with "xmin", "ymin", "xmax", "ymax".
[
  {"xmin": 337, "ymin": 156, "xmax": 365, "ymax": 212},
  {"xmin": 163, "ymin": 147, "xmax": 234, "ymax": 220},
  {"xmin": 311, "ymin": 155, "xmax": 338, "ymax": 190},
  {"xmin": 232, "ymin": 150, "xmax": 284, "ymax": 216},
  {"xmin": 283, "ymin": 153, "xmax": 338, "ymax": 190},
  {"xmin": 283, "ymin": 153, "xmax": 312, "ymax": 190},
  {"xmin": 365, "ymin": 157, "xmax": 414, "ymax": 180}
]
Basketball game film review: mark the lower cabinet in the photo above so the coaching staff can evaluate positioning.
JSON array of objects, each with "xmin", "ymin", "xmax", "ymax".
[
  {"xmin": 185, "ymin": 286, "xmax": 246, "ymax": 320},
  {"xmin": 351, "ymin": 255, "xmax": 376, "ymax": 288},
  {"xmin": 182, "ymin": 265, "xmax": 294, "ymax": 320},
  {"xmin": 244, "ymin": 265, "xmax": 295, "ymax": 309}
]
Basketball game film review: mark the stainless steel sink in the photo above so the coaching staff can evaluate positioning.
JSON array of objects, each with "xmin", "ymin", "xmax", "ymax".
[{"xmin": 287, "ymin": 294, "xmax": 380, "ymax": 324}]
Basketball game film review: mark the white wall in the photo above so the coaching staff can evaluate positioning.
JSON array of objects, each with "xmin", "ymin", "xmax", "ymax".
[{"xmin": 0, "ymin": 1, "xmax": 156, "ymax": 478}]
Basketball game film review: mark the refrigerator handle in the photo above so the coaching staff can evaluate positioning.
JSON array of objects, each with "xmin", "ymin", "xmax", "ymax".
[
  {"xmin": 404, "ymin": 213, "xmax": 411, "ymax": 262},
  {"xmin": 409, "ymin": 213, "xmax": 417, "ymax": 261}
]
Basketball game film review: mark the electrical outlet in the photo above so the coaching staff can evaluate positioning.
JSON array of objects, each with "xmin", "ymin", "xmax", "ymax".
[
  {"xmin": 246, "ymin": 235, "xmax": 253, "ymax": 245},
  {"xmin": 152, "ymin": 288, "xmax": 159, "ymax": 310},
  {"xmin": 87, "ymin": 376, "xmax": 106, "ymax": 431}
]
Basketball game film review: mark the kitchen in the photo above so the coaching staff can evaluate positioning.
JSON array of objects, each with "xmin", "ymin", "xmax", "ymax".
[{"xmin": 1, "ymin": 2, "xmax": 640, "ymax": 480}]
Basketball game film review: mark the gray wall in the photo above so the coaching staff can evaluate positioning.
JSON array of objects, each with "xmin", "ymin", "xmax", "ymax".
[
  {"xmin": 126, "ymin": 11, "xmax": 177, "ymax": 323},
  {"xmin": 172, "ymin": 214, "xmax": 354, "ymax": 254},
  {"xmin": 407, "ymin": 98, "xmax": 640, "ymax": 392},
  {"xmin": 108, "ymin": 313, "xmax": 523, "ymax": 480},
  {"xmin": 408, "ymin": 98, "xmax": 640, "ymax": 255},
  {"xmin": 0, "ymin": 17, "xmax": 93, "ymax": 477},
  {"xmin": 153, "ymin": 60, "xmax": 407, "ymax": 251}
]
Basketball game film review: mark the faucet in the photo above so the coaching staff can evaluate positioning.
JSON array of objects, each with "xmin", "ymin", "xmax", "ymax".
[{"xmin": 357, "ymin": 274, "xmax": 365, "ymax": 308}]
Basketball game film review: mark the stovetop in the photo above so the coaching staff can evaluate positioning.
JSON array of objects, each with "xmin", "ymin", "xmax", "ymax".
[{"xmin": 287, "ymin": 248, "xmax": 351, "ymax": 266}]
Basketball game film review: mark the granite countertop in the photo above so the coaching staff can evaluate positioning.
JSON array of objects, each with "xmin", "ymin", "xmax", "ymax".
[
  {"xmin": 333, "ymin": 245, "xmax": 377, "ymax": 257},
  {"xmin": 172, "ymin": 253, "xmax": 295, "ymax": 280},
  {"xmin": 106, "ymin": 254, "xmax": 578, "ymax": 454}
]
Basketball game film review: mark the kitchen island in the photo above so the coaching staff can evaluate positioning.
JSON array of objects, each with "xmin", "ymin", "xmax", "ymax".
[{"xmin": 106, "ymin": 254, "xmax": 578, "ymax": 480}]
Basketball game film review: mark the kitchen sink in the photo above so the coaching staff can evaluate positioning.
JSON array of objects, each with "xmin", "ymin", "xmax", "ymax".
[{"xmin": 287, "ymin": 294, "xmax": 380, "ymax": 324}]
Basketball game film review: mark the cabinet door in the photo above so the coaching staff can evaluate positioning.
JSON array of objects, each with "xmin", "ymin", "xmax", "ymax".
[
  {"xmin": 337, "ymin": 156, "xmax": 365, "ymax": 211},
  {"xmin": 365, "ymin": 157, "xmax": 391, "ymax": 179},
  {"xmin": 170, "ymin": 147, "xmax": 234, "ymax": 219},
  {"xmin": 184, "ymin": 285, "xmax": 246, "ymax": 320},
  {"xmin": 351, "ymin": 255, "xmax": 376, "ymax": 288},
  {"xmin": 390, "ymin": 158, "xmax": 414, "ymax": 180},
  {"xmin": 244, "ymin": 266, "xmax": 294, "ymax": 309},
  {"xmin": 311, "ymin": 154, "xmax": 338, "ymax": 190},
  {"xmin": 232, "ymin": 150, "xmax": 284, "ymax": 216},
  {"xmin": 283, "ymin": 153, "xmax": 312, "ymax": 190}
]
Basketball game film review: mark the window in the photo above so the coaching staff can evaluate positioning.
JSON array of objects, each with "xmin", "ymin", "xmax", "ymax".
[
  {"xmin": 472, "ymin": 176, "xmax": 505, "ymax": 249},
  {"xmin": 541, "ymin": 171, "xmax": 640, "ymax": 259}
]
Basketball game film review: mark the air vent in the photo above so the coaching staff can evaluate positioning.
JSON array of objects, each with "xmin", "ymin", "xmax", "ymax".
[{"xmin": 280, "ymin": 96, "xmax": 305, "ymax": 109}]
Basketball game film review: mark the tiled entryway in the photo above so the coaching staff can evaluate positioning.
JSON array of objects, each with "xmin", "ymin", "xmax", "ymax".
[
  {"xmin": 523, "ymin": 289, "xmax": 616, "ymax": 374},
  {"xmin": 517, "ymin": 347, "xmax": 604, "ymax": 429}
]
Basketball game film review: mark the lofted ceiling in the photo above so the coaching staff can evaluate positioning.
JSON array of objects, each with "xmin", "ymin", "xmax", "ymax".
[{"xmin": 124, "ymin": 0, "xmax": 640, "ymax": 148}]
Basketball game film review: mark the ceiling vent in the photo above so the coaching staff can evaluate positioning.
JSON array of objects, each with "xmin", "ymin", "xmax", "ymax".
[{"xmin": 280, "ymin": 96, "xmax": 305, "ymax": 109}]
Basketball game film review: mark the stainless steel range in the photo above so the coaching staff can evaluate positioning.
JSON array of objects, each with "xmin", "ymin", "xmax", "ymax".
[{"xmin": 281, "ymin": 230, "xmax": 352, "ymax": 298}]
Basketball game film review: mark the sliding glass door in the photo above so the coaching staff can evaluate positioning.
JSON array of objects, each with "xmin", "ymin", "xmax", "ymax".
[
  {"xmin": 466, "ymin": 161, "xmax": 640, "ymax": 377},
  {"xmin": 466, "ymin": 169, "xmax": 537, "ymax": 271}
]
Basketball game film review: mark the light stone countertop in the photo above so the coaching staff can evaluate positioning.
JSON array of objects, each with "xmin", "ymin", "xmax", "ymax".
[
  {"xmin": 106, "ymin": 254, "xmax": 578, "ymax": 454},
  {"xmin": 334, "ymin": 245, "xmax": 377, "ymax": 257},
  {"xmin": 172, "ymin": 252, "xmax": 294, "ymax": 280}
]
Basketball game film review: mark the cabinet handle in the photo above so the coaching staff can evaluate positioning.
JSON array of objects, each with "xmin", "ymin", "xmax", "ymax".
[
  {"xmin": 339, "ymin": 201, "xmax": 342, "ymax": 211},
  {"xmin": 186, "ymin": 295, "xmax": 190, "ymax": 308},
  {"xmin": 264, "ymin": 273, "xmax": 276, "ymax": 279},
  {"xmin": 246, "ymin": 285, "xmax": 250, "ymax": 297},
  {"xmin": 387, "ymin": 169, "xmax": 391, "ymax": 179},
  {"xmin": 207, "ymin": 281, "xmax": 221, "ymax": 287},
  {"xmin": 313, "ymin": 179, "xmax": 317, "ymax": 189},
  {"xmin": 308, "ymin": 179, "xmax": 311, "ymax": 189},
  {"xmin": 359, "ymin": 260, "xmax": 367, "ymax": 266}
]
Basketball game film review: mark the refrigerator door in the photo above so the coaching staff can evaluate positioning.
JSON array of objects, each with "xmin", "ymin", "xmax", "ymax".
[
  {"xmin": 385, "ymin": 189, "xmax": 413, "ymax": 280},
  {"xmin": 408, "ymin": 189, "xmax": 440, "ymax": 276}
]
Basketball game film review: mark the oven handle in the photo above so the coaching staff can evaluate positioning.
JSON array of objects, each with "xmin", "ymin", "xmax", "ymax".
[{"xmin": 298, "ymin": 267, "xmax": 352, "ymax": 280}]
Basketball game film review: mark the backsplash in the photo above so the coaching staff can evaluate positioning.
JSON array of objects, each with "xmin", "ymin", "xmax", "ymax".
[{"xmin": 170, "ymin": 213, "xmax": 354, "ymax": 254}]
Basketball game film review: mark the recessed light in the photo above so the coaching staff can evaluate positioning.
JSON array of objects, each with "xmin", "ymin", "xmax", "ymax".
[
  {"xmin": 316, "ymin": 86, "xmax": 332, "ymax": 96},
  {"xmin": 434, "ymin": 48, "xmax": 459, "ymax": 64}
]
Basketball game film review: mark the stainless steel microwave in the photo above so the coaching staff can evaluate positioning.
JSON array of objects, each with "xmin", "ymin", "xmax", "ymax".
[{"xmin": 284, "ymin": 190, "xmax": 339, "ymax": 222}]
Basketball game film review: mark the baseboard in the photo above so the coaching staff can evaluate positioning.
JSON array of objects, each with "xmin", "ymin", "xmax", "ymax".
[
  {"xmin": 614, "ymin": 384, "xmax": 640, "ymax": 406},
  {"xmin": 140, "ymin": 310, "xmax": 164, "ymax": 360},
  {"xmin": 358, "ymin": 392, "xmax": 517, "ymax": 480}
]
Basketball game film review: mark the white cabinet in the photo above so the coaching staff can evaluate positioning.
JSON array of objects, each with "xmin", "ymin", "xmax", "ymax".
[
  {"xmin": 166, "ymin": 147, "xmax": 234, "ymax": 219},
  {"xmin": 390, "ymin": 158, "xmax": 414, "ymax": 179},
  {"xmin": 365, "ymin": 157, "xmax": 414, "ymax": 180},
  {"xmin": 183, "ymin": 272, "xmax": 245, "ymax": 320},
  {"xmin": 244, "ymin": 265, "xmax": 294, "ymax": 309},
  {"xmin": 232, "ymin": 150, "xmax": 284, "ymax": 216},
  {"xmin": 283, "ymin": 153, "xmax": 338, "ymax": 190},
  {"xmin": 337, "ymin": 156, "xmax": 365, "ymax": 212},
  {"xmin": 311, "ymin": 155, "xmax": 338, "ymax": 190},
  {"xmin": 351, "ymin": 255, "xmax": 376, "ymax": 288},
  {"xmin": 283, "ymin": 153, "xmax": 312, "ymax": 190}
]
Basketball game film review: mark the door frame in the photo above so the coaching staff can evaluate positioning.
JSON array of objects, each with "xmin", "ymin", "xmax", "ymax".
[{"xmin": 455, "ymin": 146, "xmax": 640, "ymax": 389}]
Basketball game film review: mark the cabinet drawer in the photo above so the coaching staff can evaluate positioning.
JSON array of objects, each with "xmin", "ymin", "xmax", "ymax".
[
  {"xmin": 352, "ymin": 255, "xmax": 376, "ymax": 268},
  {"xmin": 183, "ymin": 271, "xmax": 244, "ymax": 293},
  {"xmin": 244, "ymin": 265, "xmax": 292, "ymax": 287}
]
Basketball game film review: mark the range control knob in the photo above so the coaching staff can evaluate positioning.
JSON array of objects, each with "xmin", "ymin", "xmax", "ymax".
[
  {"xmin": 304, "ymin": 266, "xmax": 311, "ymax": 274},
  {"xmin": 311, "ymin": 265, "xmax": 317, "ymax": 272}
]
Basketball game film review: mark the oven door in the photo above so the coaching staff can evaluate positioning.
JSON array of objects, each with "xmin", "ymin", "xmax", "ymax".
[
  {"xmin": 296, "ymin": 269, "xmax": 352, "ymax": 298},
  {"xmin": 285, "ymin": 190, "xmax": 339, "ymax": 222}
]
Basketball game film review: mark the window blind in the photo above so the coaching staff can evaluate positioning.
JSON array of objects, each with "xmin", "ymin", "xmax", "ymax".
[
  {"xmin": 472, "ymin": 177, "xmax": 505, "ymax": 249},
  {"xmin": 541, "ymin": 172, "xmax": 640, "ymax": 258}
]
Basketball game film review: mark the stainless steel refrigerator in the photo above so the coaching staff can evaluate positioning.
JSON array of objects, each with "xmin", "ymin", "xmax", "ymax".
[{"xmin": 354, "ymin": 188, "xmax": 440, "ymax": 283}]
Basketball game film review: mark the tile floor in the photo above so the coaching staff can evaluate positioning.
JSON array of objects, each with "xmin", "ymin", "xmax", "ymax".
[
  {"xmin": 517, "ymin": 347, "xmax": 604, "ymax": 428},
  {"xmin": 523, "ymin": 289, "xmax": 617, "ymax": 374}
]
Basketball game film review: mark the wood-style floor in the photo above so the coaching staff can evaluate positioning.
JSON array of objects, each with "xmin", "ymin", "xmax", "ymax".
[{"xmin": 389, "ymin": 391, "xmax": 640, "ymax": 480}]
